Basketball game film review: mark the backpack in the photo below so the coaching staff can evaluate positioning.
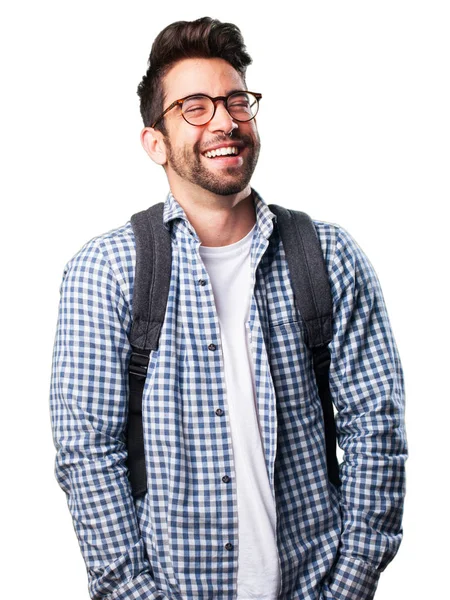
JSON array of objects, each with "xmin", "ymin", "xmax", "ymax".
[{"xmin": 127, "ymin": 202, "xmax": 340, "ymax": 498}]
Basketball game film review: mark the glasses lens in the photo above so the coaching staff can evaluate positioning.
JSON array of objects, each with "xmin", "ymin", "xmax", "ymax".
[
  {"xmin": 181, "ymin": 96, "xmax": 214, "ymax": 125},
  {"xmin": 227, "ymin": 92, "xmax": 259, "ymax": 122}
]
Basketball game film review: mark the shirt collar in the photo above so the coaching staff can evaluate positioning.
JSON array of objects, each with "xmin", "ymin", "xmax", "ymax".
[{"xmin": 163, "ymin": 188, "xmax": 277, "ymax": 241}]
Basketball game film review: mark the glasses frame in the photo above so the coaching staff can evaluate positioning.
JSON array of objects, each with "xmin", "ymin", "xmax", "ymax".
[{"xmin": 150, "ymin": 91, "xmax": 262, "ymax": 129}]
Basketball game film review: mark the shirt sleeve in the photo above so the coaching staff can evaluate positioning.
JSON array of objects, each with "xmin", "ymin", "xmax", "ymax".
[
  {"xmin": 323, "ymin": 226, "xmax": 408, "ymax": 600},
  {"xmin": 49, "ymin": 238, "xmax": 169, "ymax": 600}
]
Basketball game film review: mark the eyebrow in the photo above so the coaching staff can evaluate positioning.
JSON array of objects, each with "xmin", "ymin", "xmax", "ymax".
[{"xmin": 178, "ymin": 88, "xmax": 249, "ymax": 99}]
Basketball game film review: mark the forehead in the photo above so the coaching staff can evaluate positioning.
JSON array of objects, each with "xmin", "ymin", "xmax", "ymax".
[{"xmin": 163, "ymin": 57, "xmax": 246, "ymax": 102}]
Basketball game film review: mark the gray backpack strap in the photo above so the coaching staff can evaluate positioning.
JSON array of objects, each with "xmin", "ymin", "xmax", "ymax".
[
  {"xmin": 127, "ymin": 202, "xmax": 172, "ymax": 498},
  {"xmin": 130, "ymin": 202, "xmax": 173, "ymax": 351},
  {"xmin": 269, "ymin": 204, "xmax": 340, "ymax": 487}
]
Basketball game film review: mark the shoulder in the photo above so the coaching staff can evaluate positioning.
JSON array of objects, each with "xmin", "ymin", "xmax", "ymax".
[
  {"xmin": 61, "ymin": 221, "xmax": 136, "ymax": 304},
  {"xmin": 311, "ymin": 219, "xmax": 341, "ymax": 267},
  {"xmin": 312, "ymin": 218, "xmax": 380, "ymax": 300}
]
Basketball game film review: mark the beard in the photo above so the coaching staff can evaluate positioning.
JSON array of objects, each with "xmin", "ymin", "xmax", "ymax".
[{"xmin": 164, "ymin": 131, "xmax": 260, "ymax": 196}]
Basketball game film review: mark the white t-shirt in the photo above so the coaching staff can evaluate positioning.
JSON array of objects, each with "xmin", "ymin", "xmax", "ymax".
[{"xmin": 199, "ymin": 225, "xmax": 281, "ymax": 600}]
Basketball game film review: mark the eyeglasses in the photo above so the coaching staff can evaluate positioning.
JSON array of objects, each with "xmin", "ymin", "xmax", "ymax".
[{"xmin": 151, "ymin": 91, "xmax": 262, "ymax": 129}]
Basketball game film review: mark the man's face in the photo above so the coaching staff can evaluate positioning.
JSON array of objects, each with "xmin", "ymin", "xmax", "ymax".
[{"xmin": 160, "ymin": 57, "xmax": 260, "ymax": 197}]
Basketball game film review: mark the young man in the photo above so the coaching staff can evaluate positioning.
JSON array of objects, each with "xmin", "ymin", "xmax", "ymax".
[{"xmin": 50, "ymin": 17, "xmax": 407, "ymax": 600}]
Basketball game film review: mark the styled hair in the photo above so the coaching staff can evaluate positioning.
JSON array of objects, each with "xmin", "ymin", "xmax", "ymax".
[{"xmin": 137, "ymin": 17, "xmax": 252, "ymax": 133}]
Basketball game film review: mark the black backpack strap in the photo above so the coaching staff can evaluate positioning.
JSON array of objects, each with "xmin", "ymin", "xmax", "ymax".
[
  {"xmin": 127, "ymin": 202, "xmax": 172, "ymax": 498},
  {"xmin": 269, "ymin": 204, "xmax": 341, "ymax": 487}
]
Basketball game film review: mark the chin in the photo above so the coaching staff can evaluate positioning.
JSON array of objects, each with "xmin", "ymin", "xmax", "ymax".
[
  {"xmin": 196, "ymin": 166, "xmax": 254, "ymax": 197},
  {"xmin": 204, "ymin": 177, "xmax": 253, "ymax": 196}
]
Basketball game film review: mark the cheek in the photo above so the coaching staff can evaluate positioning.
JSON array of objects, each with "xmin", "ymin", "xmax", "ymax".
[
  {"xmin": 174, "ymin": 133, "xmax": 204, "ymax": 157},
  {"xmin": 251, "ymin": 121, "xmax": 260, "ymax": 138},
  {"xmin": 165, "ymin": 117, "xmax": 201, "ymax": 146},
  {"xmin": 241, "ymin": 121, "xmax": 259, "ymax": 142}
]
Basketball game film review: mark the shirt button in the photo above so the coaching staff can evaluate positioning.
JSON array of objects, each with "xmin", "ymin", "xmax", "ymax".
[
  {"xmin": 208, "ymin": 343, "xmax": 217, "ymax": 351},
  {"xmin": 215, "ymin": 408, "xmax": 224, "ymax": 417},
  {"xmin": 222, "ymin": 475, "xmax": 231, "ymax": 483},
  {"xmin": 225, "ymin": 543, "xmax": 233, "ymax": 551},
  {"xmin": 198, "ymin": 279, "xmax": 207, "ymax": 286}
]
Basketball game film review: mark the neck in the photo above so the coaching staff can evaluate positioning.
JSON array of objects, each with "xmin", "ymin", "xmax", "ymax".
[{"xmin": 169, "ymin": 182, "xmax": 256, "ymax": 247}]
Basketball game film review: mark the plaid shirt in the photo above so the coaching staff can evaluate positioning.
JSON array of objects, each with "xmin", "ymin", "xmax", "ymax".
[{"xmin": 50, "ymin": 190, "xmax": 407, "ymax": 600}]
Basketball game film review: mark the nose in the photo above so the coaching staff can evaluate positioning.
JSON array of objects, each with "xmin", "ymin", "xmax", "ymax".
[{"xmin": 208, "ymin": 99, "xmax": 238, "ymax": 134}]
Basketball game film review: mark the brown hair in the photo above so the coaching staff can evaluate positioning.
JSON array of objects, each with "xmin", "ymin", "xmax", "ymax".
[{"xmin": 137, "ymin": 17, "xmax": 252, "ymax": 133}]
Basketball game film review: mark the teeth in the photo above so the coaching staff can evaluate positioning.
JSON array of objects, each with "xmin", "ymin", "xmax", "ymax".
[{"xmin": 204, "ymin": 146, "xmax": 239, "ymax": 158}]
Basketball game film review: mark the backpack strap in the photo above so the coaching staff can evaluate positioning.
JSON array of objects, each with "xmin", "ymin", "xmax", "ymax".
[
  {"xmin": 127, "ymin": 202, "xmax": 172, "ymax": 498},
  {"xmin": 269, "ymin": 204, "xmax": 341, "ymax": 487}
]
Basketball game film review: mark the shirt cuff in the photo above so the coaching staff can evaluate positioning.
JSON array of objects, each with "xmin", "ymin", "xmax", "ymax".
[
  {"xmin": 107, "ymin": 573, "xmax": 171, "ymax": 600},
  {"xmin": 321, "ymin": 556, "xmax": 380, "ymax": 600}
]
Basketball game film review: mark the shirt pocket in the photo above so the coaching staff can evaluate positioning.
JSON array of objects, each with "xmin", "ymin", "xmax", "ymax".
[{"xmin": 268, "ymin": 319, "xmax": 321, "ymax": 407}]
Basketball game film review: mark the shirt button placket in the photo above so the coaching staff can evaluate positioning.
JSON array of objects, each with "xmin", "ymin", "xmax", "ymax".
[{"xmin": 197, "ymin": 271, "xmax": 234, "ymax": 562}]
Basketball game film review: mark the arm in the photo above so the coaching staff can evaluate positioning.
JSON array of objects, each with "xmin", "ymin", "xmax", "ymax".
[
  {"xmin": 324, "ymin": 227, "xmax": 407, "ymax": 600},
  {"xmin": 49, "ymin": 238, "xmax": 169, "ymax": 600}
]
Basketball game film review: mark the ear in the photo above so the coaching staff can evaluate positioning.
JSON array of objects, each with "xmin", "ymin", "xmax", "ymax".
[{"xmin": 140, "ymin": 127, "xmax": 167, "ymax": 165}]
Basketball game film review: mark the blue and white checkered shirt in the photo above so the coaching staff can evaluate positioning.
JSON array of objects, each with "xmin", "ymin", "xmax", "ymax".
[{"xmin": 50, "ymin": 190, "xmax": 407, "ymax": 600}]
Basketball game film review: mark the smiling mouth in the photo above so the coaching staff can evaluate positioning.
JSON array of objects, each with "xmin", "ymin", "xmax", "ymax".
[{"xmin": 203, "ymin": 146, "xmax": 241, "ymax": 158}]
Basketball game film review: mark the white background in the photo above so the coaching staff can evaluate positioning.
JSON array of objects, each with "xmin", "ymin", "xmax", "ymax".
[{"xmin": 1, "ymin": 1, "xmax": 448, "ymax": 598}]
